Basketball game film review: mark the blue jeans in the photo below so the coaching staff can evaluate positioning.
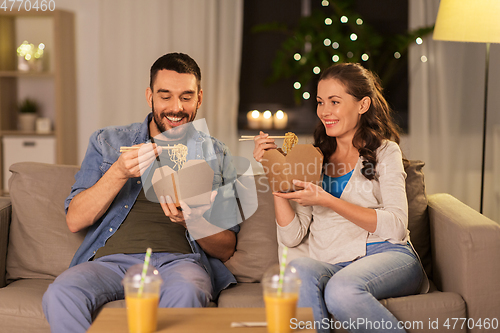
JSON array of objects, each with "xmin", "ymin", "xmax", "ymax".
[
  {"xmin": 42, "ymin": 252, "xmax": 212, "ymax": 333},
  {"xmin": 291, "ymin": 242, "xmax": 423, "ymax": 333}
]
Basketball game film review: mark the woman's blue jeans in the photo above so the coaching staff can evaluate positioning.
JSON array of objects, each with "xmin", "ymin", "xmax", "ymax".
[{"xmin": 291, "ymin": 242, "xmax": 423, "ymax": 333}]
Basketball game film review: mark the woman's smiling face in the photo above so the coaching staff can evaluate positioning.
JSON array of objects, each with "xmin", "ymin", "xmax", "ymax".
[{"xmin": 316, "ymin": 78, "xmax": 370, "ymax": 140}]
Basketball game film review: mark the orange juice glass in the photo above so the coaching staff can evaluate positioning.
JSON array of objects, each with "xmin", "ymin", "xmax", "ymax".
[
  {"xmin": 122, "ymin": 264, "xmax": 163, "ymax": 333},
  {"xmin": 262, "ymin": 265, "xmax": 301, "ymax": 333}
]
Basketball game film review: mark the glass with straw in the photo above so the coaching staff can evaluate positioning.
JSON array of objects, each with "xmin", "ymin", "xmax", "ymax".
[
  {"xmin": 262, "ymin": 246, "xmax": 302, "ymax": 333},
  {"xmin": 122, "ymin": 248, "xmax": 163, "ymax": 333}
]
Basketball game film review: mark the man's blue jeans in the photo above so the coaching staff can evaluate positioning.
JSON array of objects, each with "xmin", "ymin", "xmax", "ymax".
[
  {"xmin": 42, "ymin": 252, "xmax": 212, "ymax": 333},
  {"xmin": 291, "ymin": 242, "xmax": 423, "ymax": 333}
]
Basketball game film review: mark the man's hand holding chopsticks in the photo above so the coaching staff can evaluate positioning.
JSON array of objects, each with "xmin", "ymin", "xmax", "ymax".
[{"xmin": 115, "ymin": 143, "xmax": 162, "ymax": 179}]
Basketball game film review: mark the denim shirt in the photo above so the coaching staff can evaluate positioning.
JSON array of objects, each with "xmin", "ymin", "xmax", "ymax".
[{"xmin": 65, "ymin": 113, "xmax": 240, "ymax": 297}]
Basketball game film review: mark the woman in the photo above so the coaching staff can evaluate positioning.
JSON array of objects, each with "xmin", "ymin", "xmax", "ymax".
[{"xmin": 253, "ymin": 63, "xmax": 427, "ymax": 333}]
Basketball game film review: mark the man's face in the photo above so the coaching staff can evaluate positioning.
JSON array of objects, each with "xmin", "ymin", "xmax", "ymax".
[{"xmin": 146, "ymin": 69, "xmax": 202, "ymax": 138}]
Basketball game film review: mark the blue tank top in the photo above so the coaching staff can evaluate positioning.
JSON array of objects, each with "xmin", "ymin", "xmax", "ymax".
[{"xmin": 322, "ymin": 169, "xmax": 354, "ymax": 198}]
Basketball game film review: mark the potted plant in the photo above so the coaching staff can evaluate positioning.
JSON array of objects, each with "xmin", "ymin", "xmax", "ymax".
[{"xmin": 18, "ymin": 98, "xmax": 39, "ymax": 132}]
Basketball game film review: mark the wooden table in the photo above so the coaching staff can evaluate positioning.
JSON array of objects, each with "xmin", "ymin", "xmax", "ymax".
[{"xmin": 88, "ymin": 307, "xmax": 316, "ymax": 333}]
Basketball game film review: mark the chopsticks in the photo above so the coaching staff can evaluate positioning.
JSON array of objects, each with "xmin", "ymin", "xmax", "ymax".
[
  {"xmin": 119, "ymin": 146, "xmax": 177, "ymax": 153},
  {"xmin": 239, "ymin": 135, "xmax": 287, "ymax": 142}
]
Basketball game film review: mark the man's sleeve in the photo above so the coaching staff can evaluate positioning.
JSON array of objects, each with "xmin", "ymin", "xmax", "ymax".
[
  {"xmin": 206, "ymin": 144, "xmax": 240, "ymax": 233},
  {"xmin": 64, "ymin": 130, "xmax": 105, "ymax": 213}
]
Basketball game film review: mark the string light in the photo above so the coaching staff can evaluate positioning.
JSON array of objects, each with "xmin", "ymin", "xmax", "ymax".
[
  {"xmin": 313, "ymin": 66, "xmax": 321, "ymax": 74},
  {"xmin": 324, "ymin": 38, "xmax": 332, "ymax": 47},
  {"xmin": 356, "ymin": 18, "xmax": 363, "ymax": 25},
  {"xmin": 251, "ymin": 110, "xmax": 260, "ymax": 119},
  {"xmin": 421, "ymin": 55, "xmax": 428, "ymax": 62},
  {"xmin": 303, "ymin": 92, "xmax": 311, "ymax": 100},
  {"xmin": 321, "ymin": 0, "xmax": 329, "ymax": 6},
  {"xmin": 347, "ymin": 52, "xmax": 354, "ymax": 58},
  {"xmin": 332, "ymin": 55, "xmax": 340, "ymax": 62},
  {"xmin": 340, "ymin": 16, "xmax": 348, "ymax": 23},
  {"xmin": 350, "ymin": 33, "xmax": 358, "ymax": 41},
  {"xmin": 416, "ymin": 37, "xmax": 423, "ymax": 45},
  {"xmin": 394, "ymin": 52, "xmax": 401, "ymax": 59},
  {"xmin": 325, "ymin": 18, "xmax": 333, "ymax": 25},
  {"xmin": 263, "ymin": 110, "xmax": 272, "ymax": 119},
  {"xmin": 294, "ymin": 53, "xmax": 302, "ymax": 61},
  {"xmin": 332, "ymin": 42, "xmax": 339, "ymax": 49},
  {"xmin": 361, "ymin": 53, "xmax": 369, "ymax": 61},
  {"xmin": 294, "ymin": 82, "xmax": 301, "ymax": 89}
]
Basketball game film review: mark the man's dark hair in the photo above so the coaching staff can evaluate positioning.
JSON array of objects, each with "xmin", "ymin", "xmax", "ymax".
[{"xmin": 149, "ymin": 53, "xmax": 201, "ymax": 91}]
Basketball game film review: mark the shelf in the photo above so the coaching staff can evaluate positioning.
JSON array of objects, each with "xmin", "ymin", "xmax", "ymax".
[
  {"xmin": 0, "ymin": 9, "xmax": 76, "ymax": 191},
  {"xmin": 0, "ymin": 130, "xmax": 55, "ymax": 136},
  {"xmin": 0, "ymin": 71, "xmax": 54, "ymax": 78}
]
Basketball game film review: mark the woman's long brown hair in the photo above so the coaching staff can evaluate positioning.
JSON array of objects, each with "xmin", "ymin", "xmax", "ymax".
[{"xmin": 313, "ymin": 63, "xmax": 401, "ymax": 180}]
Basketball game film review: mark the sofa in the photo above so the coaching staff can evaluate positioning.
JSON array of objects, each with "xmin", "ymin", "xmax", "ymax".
[{"xmin": 0, "ymin": 161, "xmax": 499, "ymax": 333}]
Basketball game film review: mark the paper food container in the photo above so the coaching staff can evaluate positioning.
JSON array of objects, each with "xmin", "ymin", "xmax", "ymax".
[
  {"xmin": 260, "ymin": 144, "xmax": 324, "ymax": 192},
  {"xmin": 151, "ymin": 159, "xmax": 214, "ymax": 207}
]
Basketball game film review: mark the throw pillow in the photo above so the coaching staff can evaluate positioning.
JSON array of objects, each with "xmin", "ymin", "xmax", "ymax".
[
  {"xmin": 405, "ymin": 159, "xmax": 432, "ymax": 279},
  {"xmin": 224, "ymin": 175, "xmax": 279, "ymax": 282},
  {"xmin": 6, "ymin": 162, "xmax": 84, "ymax": 281}
]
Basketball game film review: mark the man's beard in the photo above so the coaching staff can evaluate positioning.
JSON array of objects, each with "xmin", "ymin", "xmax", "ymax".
[{"xmin": 152, "ymin": 100, "xmax": 197, "ymax": 140}]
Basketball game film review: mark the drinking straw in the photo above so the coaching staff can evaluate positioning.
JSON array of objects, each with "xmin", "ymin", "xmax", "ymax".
[
  {"xmin": 138, "ymin": 247, "xmax": 152, "ymax": 297},
  {"xmin": 277, "ymin": 246, "xmax": 288, "ymax": 296}
]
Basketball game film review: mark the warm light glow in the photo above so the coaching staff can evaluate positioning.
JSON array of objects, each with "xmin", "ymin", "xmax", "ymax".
[
  {"xmin": 416, "ymin": 37, "xmax": 423, "ymax": 45},
  {"xmin": 263, "ymin": 110, "xmax": 272, "ymax": 119},
  {"xmin": 276, "ymin": 110, "xmax": 285, "ymax": 119},
  {"xmin": 38, "ymin": 43, "xmax": 45, "ymax": 50},
  {"xmin": 294, "ymin": 82, "xmax": 301, "ymax": 89},
  {"xmin": 433, "ymin": 0, "xmax": 500, "ymax": 44},
  {"xmin": 313, "ymin": 66, "xmax": 321, "ymax": 74},
  {"xmin": 394, "ymin": 52, "xmax": 401, "ymax": 59},
  {"xmin": 350, "ymin": 33, "xmax": 358, "ymax": 41},
  {"xmin": 332, "ymin": 42, "xmax": 339, "ymax": 49},
  {"xmin": 321, "ymin": 0, "xmax": 329, "ymax": 6},
  {"xmin": 294, "ymin": 53, "xmax": 302, "ymax": 61},
  {"xmin": 361, "ymin": 53, "xmax": 369, "ymax": 61},
  {"xmin": 332, "ymin": 55, "xmax": 340, "ymax": 62},
  {"xmin": 340, "ymin": 16, "xmax": 348, "ymax": 23},
  {"xmin": 303, "ymin": 92, "xmax": 311, "ymax": 100},
  {"xmin": 251, "ymin": 110, "xmax": 260, "ymax": 119},
  {"xmin": 325, "ymin": 18, "xmax": 333, "ymax": 25},
  {"xmin": 347, "ymin": 52, "xmax": 354, "ymax": 58},
  {"xmin": 421, "ymin": 56, "xmax": 428, "ymax": 62},
  {"xmin": 324, "ymin": 38, "xmax": 332, "ymax": 46},
  {"xmin": 356, "ymin": 18, "xmax": 363, "ymax": 25}
]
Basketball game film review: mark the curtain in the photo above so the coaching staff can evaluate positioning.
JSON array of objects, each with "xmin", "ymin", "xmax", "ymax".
[
  {"xmin": 408, "ymin": 0, "xmax": 500, "ymax": 221},
  {"xmin": 57, "ymin": 0, "xmax": 243, "ymax": 161}
]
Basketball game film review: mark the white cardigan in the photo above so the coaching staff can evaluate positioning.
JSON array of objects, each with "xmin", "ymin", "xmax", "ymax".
[{"xmin": 277, "ymin": 140, "xmax": 409, "ymax": 265}]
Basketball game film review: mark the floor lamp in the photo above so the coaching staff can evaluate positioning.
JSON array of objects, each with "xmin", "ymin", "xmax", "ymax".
[{"xmin": 433, "ymin": 0, "xmax": 500, "ymax": 214}]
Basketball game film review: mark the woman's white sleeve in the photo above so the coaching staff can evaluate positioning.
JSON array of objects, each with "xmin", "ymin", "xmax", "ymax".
[
  {"xmin": 277, "ymin": 201, "xmax": 313, "ymax": 247},
  {"xmin": 373, "ymin": 142, "xmax": 409, "ymax": 241}
]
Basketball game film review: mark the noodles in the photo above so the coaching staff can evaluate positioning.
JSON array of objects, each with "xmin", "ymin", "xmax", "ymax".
[
  {"xmin": 168, "ymin": 144, "xmax": 188, "ymax": 170},
  {"xmin": 282, "ymin": 132, "xmax": 298, "ymax": 154}
]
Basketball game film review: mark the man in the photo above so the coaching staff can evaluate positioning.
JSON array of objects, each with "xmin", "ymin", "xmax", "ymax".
[{"xmin": 42, "ymin": 53, "xmax": 239, "ymax": 332}]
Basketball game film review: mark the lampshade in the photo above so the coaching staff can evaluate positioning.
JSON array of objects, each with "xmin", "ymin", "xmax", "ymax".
[{"xmin": 433, "ymin": 0, "xmax": 500, "ymax": 43}]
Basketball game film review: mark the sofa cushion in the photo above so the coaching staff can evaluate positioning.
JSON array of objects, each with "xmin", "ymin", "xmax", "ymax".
[
  {"xmin": 404, "ymin": 160, "xmax": 432, "ymax": 278},
  {"xmin": 218, "ymin": 282, "xmax": 264, "ymax": 307},
  {"xmin": 224, "ymin": 175, "xmax": 279, "ymax": 282},
  {"xmin": 0, "ymin": 278, "xmax": 52, "ymax": 333},
  {"xmin": 6, "ymin": 162, "xmax": 85, "ymax": 281}
]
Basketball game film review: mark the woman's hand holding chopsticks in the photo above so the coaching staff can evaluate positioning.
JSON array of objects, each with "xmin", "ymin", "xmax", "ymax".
[{"xmin": 252, "ymin": 131, "xmax": 278, "ymax": 162}]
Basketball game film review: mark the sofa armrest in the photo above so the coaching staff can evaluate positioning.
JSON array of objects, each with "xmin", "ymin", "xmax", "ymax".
[
  {"xmin": 428, "ymin": 193, "xmax": 500, "ymax": 322},
  {"xmin": 0, "ymin": 198, "xmax": 12, "ymax": 288}
]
